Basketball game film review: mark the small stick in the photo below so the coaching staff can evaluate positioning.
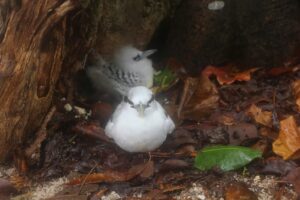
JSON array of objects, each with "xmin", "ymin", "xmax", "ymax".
[
  {"xmin": 25, "ymin": 106, "xmax": 56, "ymax": 158},
  {"xmin": 78, "ymin": 162, "xmax": 98, "ymax": 194}
]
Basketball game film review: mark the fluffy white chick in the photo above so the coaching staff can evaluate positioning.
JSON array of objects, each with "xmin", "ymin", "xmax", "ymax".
[{"xmin": 105, "ymin": 86, "xmax": 175, "ymax": 152}]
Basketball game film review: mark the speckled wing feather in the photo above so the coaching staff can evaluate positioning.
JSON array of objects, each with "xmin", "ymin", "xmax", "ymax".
[
  {"xmin": 86, "ymin": 62, "xmax": 143, "ymax": 96},
  {"xmin": 102, "ymin": 64, "xmax": 142, "ymax": 87}
]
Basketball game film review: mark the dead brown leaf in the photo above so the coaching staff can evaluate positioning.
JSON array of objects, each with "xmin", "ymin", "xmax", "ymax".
[
  {"xmin": 202, "ymin": 65, "xmax": 258, "ymax": 85},
  {"xmin": 259, "ymin": 127, "xmax": 277, "ymax": 140},
  {"xmin": 159, "ymin": 184, "xmax": 185, "ymax": 193},
  {"xmin": 176, "ymin": 145, "xmax": 196, "ymax": 156},
  {"xmin": 217, "ymin": 113, "xmax": 236, "ymax": 126},
  {"xmin": 13, "ymin": 150, "xmax": 28, "ymax": 175},
  {"xmin": 247, "ymin": 104, "xmax": 272, "ymax": 127},
  {"xmin": 0, "ymin": 178, "xmax": 18, "ymax": 200},
  {"xmin": 164, "ymin": 103, "xmax": 180, "ymax": 125},
  {"xmin": 178, "ymin": 75, "xmax": 219, "ymax": 120},
  {"xmin": 177, "ymin": 77, "xmax": 199, "ymax": 117},
  {"xmin": 68, "ymin": 161, "xmax": 148, "ymax": 185},
  {"xmin": 261, "ymin": 157, "xmax": 297, "ymax": 176},
  {"xmin": 267, "ymin": 64, "xmax": 300, "ymax": 76},
  {"xmin": 251, "ymin": 139, "xmax": 269, "ymax": 156},
  {"xmin": 225, "ymin": 182, "xmax": 257, "ymax": 200},
  {"xmin": 73, "ymin": 121, "xmax": 111, "ymax": 142},
  {"xmin": 167, "ymin": 129, "xmax": 196, "ymax": 148},
  {"xmin": 159, "ymin": 159, "xmax": 190, "ymax": 171},
  {"xmin": 165, "ymin": 57, "xmax": 185, "ymax": 76},
  {"xmin": 91, "ymin": 102, "xmax": 113, "ymax": 123},
  {"xmin": 272, "ymin": 116, "xmax": 300, "ymax": 160},
  {"xmin": 141, "ymin": 189, "xmax": 169, "ymax": 200},
  {"xmin": 9, "ymin": 174, "xmax": 31, "ymax": 190},
  {"xmin": 283, "ymin": 167, "xmax": 300, "ymax": 198},
  {"xmin": 226, "ymin": 123, "xmax": 258, "ymax": 145},
  {"xmin": 139, "ymin": 160, "xmax": 154, "ymax": 179},
  {"xmin": 89, "ymin": 188, "xmax": 108, "ymax": 200},
  {"xmin": 292, "ymin": 80, "xmax": 300, "ymax": 111}
]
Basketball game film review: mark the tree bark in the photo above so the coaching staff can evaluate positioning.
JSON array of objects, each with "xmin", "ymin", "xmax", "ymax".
[
  {"xmin": 0, "ymin": 0, "xmax": 176, "ymax": 161},
  {"xmin": 0, "ymin": 0, "xmax": 78, "ymax": 161}
]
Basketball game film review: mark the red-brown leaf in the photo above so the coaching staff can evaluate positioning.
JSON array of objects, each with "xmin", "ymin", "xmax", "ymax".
[
  {"xmin": 68, "ymin": 162, "xmax": 149, "ymax": 185},
  {"xmin": 202, "ymin": 65, "xmax": 258, "ymax": 85},
  {"xmin": 73, "ymin": 122, "xmax": 110, "ymax": 142},
  {"xmin": 225, "ymin": 182, "xmax": 257, "ymax": 200},
  {"xmin": 178, "ymin": 75, "xmax": 219, "ymax": 120}
]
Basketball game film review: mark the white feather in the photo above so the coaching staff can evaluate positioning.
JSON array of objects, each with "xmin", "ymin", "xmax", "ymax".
[{"xmin": 105, "ymin": 86, "xmax": 175, "ymax": 152}]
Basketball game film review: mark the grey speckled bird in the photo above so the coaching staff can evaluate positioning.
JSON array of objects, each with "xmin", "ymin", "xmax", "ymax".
[{"xmin": 86, "ymin": 46, "xmax": 156, "ymax": 96}]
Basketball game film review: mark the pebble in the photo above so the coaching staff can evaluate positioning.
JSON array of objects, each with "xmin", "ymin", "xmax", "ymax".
[
  {"xmin": 101, "ymin": 191, "xmax": 121, "ymax": 200},
  {"xmin": 198, "ymin": 194, "xmax": 206, "ymax": 200},
  {"xmin": 74, "ymin": 106, "xmax": 87, "ymax": 115},
  {"xmin": 208, "ymin": 1, "xmax": 225, "ymax": 10},
  {"xmin": 64, "ymin": 103, "xmax": 73, "ymax": 112},
  {"xmin": 253, "ymin": 175, "xmax": 261, "ymax": 184}
]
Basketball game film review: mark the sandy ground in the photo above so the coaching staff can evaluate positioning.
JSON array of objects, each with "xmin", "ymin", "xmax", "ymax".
[{"xmin": 1, "ymin": 165, "xmax": 297, "ymax": 200}]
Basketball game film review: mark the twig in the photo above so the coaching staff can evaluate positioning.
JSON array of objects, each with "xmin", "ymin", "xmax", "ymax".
[
  {"xmin": 25, "ymin": 106, "xmax": 56, "ymax": 158},
  {"xmin": 272, "ymin": 89, "xmax": 276, "ymax": 106},
  {"xmin": 177, "ymin": 77, "xmax": 199, "ymax": 118},
  {"xmin": 150, "ymin": 151, "xmax": 196, "ymax": 158},
  {"xmin": 78, "ymin": 161, "xmax": 98, "ymax": 195},
  {"xmin": 177, "ymin": 79, "xmax": 190, "ymax": 118},
  {"xmin": 93, "ymin": 188, "xmax": 108, "ymax": 199}
]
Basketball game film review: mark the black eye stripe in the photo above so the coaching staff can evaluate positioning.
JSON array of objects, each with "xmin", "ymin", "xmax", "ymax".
[
  {"xmin": 125, "ymin": 95, "xmax": 155, "ymax": 108},
  {"xmin": 146, "ymin": 95, "xmax": 155, "ymax": 106},
  {"xmin": 124, "ymin": 96, "xmax": 134, "ymax": 106},
  {"xmin": 133, "ymin": 54, "xmax": 142, "ymax": 61}
]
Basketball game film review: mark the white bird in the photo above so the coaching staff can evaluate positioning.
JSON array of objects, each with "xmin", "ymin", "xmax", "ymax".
[
  {"xmin": 105, "ymin": 86, "xmax": 175, "ymax": 152},
  {"xmin": 86, "ymin": 46, "xmax": 156, "ymax": 96}
]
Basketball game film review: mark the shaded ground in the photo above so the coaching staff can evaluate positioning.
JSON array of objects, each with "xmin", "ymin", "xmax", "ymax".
[{"xmin": 3, "ymin": 67, "xmax": 300, "ymax": 200}]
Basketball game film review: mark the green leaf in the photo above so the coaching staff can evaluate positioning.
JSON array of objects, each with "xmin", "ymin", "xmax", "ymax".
[
  {"xmin": 194, "ymin": 145, "xmax": 262, "ymax": 171},
  {"xmin": 153, "ymin": 68, "xmax": 177, "ymax": 92}
]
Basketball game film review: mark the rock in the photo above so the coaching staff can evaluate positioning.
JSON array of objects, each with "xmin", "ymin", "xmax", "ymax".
[
  {"xmin": 165, "ymin": 0, "xmax": 300, "ymax": 74},
  {"xmin": 95, "ymin": 0, "xmax": 177, "ymax": 56}
]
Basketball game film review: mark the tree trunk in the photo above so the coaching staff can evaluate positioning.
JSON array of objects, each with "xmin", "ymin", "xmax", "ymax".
[
  {"xmin": 0, "ymin": 0, "xmax": 78, "ymax": 161},
  {"xmin": 0, "ymin": 0, "xmax": 176, "ymax": 161}
]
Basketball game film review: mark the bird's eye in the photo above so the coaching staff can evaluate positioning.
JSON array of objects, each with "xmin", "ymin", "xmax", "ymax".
[
  {"xmin": 146, "ymin": 95, "xmax": 155, "ymax": 107},
  {"xmin": 124, "ymin": 96, "xmax": 134, "ymax": 106},
  {"xmin": 133, "ymin": 54, "xmax": 142, "ymax": 61}
]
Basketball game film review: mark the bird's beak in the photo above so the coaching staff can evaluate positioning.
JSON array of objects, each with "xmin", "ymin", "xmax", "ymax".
[
  {"xmin": 142, "ymin": 49, "xmax": 157, "ymax": 58},
  {"xmin": 136, "ymin": 103, "xmax": 145, "ymax": 117}
]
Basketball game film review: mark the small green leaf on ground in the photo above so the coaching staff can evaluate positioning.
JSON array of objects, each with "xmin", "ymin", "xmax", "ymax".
[
  {"xmin": 194, "ymin": 145, "xmax": 262, "ymax": 171},
  {"xmin": 153, "ymin": 68, "xmax": 177, "ymax": 93}
]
